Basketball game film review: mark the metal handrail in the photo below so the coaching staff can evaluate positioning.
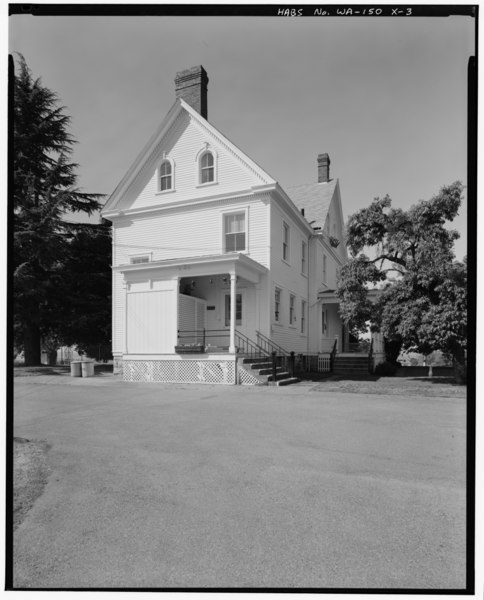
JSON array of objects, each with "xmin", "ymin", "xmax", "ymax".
[
  {"xmin": 235, "ymin": 330, "xmax": 267, "ymax": 359},
  {"xmin": 255, "ymin": 331, "xmax": 289, "ymax": 356},
  {"xmin": 177, "ymin": 329, "xmax": 229, "ymax": 348}
]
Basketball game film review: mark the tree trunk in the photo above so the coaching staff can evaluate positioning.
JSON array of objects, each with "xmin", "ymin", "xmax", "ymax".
[{"xmin": 23, "ymin": 319, "xmax": 41, "ymax": 366}]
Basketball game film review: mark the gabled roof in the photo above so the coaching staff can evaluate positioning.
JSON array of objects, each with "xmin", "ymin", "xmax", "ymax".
[
  {"xmin": 102, "ymin": 98, "xmax": 276, "ymax": 216},
  {"xmin": 285, "ymin": 179, "xmax": 338, "ymax": 230}
]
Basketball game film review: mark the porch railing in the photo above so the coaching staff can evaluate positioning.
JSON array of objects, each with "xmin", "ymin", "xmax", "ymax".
[
  {"xmin": 177, "ymin": 328, "xmax": 228, "ymax": 348},
  {"xmin": 235, "ymin": 330, "xmax": 267, "ymax": 360},
  {"xmin": 177, "ymin": 329, "xmax": 267, "ymax": 359},
  {"xmin": 274, "ymin": 352, "xmax": 332, "ymax": 374},
  {"xmin": 176, "ymin": 330, "xmax": 333, "ymax": 374}
]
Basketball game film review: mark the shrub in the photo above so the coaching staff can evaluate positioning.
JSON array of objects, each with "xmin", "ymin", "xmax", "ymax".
[{"xmin": 374, "ymin": 361, "xmax": 398, "ymax": 376}]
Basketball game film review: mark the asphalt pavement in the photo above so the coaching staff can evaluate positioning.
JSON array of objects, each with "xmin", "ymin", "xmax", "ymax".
[{"xmin": 13, "ymin": 376, "xmax": 467, "ymax": 589}]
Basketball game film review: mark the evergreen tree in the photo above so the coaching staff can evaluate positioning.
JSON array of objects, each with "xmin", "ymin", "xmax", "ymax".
[{"xmin": 13, "ymin": 54, "xmax": 103, "ymax": 365}]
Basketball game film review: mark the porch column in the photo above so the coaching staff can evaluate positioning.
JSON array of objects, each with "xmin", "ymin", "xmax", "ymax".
[{"xmin": 229, "ymin": 273, "xmax": 237, "ymax": 353}]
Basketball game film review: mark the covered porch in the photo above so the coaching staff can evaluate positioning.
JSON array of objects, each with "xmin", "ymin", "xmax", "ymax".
[
  {"xmin": 318, "ymin": 289, "xmax": 385, "ymax": 372},
  {"xmin": 318, "ymin": 289, "xmax": 349, "ymax": 354},
  {"xmin": 116, "ymin": 253, "xmax": 268, "ymax": 383}
]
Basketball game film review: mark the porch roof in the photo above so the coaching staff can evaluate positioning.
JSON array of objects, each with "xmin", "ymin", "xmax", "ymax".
[
  {"xmin": 318, "ymin": 289, "xmax": 339, "ymax": 303},
  {"xmin": 114, "ymin": 252, "xmax": 268, "ymax": 284}
]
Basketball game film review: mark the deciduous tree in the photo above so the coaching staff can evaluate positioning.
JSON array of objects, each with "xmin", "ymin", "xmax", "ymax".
[{"xmin": 337, "ymin": 182, "xmax": 466, "ymax": 380}]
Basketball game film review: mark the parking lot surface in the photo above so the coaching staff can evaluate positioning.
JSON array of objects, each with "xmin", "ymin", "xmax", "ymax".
[{"xmin": 13, "ymin": 377, "xmax": 467, "ymax": 589}]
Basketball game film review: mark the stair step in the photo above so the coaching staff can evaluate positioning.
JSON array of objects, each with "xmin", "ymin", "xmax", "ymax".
[
  {"xmin": 249, "ymin": 362, "xmax": 273, "ymax": 370},
  {"xmin": 276, "ymin": 377, "xmax": 300, "ymax": 386},
  {"xmin": 242, "ymin": 357, "xmax": 269, "ymax": 365},
  {"xmin": 267, "ymin": 371, "xmax": 292, "ymax": 382},
  {"xmin": 257, "ymin": 367, "xmax": 284, "ymax": 375}
]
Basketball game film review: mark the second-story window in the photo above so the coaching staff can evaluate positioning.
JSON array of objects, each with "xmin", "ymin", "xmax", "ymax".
[
  {"xmin": 224, "ymin": 213, "xmax": 246, "ymax": 252},
  {"xmin": 301, "ymin": 241, "xmax": 307, "ymax": 274},
  {"xmin": 283, "ymin": 222, "xmax": 290, "ymax": 261},
  {"xmin": 200, "ymin": 151, "xmax": 214, "ymax": 184},
  {"xmin": 159, "ymin": 160, "xmax": 172, "ymax": 191},
  {"xmin": 323, "ymin": 254, "xmax": 327, "ymax": 283}
]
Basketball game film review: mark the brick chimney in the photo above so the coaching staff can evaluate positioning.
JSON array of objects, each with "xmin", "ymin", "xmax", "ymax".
[
  {"xmin": 174, "ymin": 66, "xmax": 209, "ymax": 119},
  {"xmin": 317, "ymin": 153, "xmax": 330, "ymax": 183}
]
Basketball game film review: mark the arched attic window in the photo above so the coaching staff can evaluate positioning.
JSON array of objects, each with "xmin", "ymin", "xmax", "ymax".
[
  {"xmin": 159, "ymin": 158, "xmax": 174, "ymax": 192},
  {"xmin": 199, "ymin": 150, "xmax": 215, "ymax": 184}
]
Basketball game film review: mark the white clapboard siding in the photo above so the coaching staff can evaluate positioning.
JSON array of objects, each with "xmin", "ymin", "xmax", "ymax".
[
  {"xmin": 130, "ymin": 112, "xmax": 266, "ymax": 211},
  {"xmin": 112, "ymin": 271, "xmax": 126, "ymax": 354},
  {"xmin": 270, "ymin": 325, "xmax": 308, "ymax": 354},
  {"xmin": 126, "ymin": 287, "xmax": 177, "ymax": 353},
  {"xmin": 114, "ymin": 196, "xmax": 269, "ymax": 268}
]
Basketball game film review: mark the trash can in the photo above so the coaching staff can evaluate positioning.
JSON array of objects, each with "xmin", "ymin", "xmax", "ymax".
[
  {"xmin": 81, "ymin": 361, "xmax": 95, "ymax": 378},
  {"xmin": 70, "ymin": 361, "xmax": 82, "ymax": 377}
]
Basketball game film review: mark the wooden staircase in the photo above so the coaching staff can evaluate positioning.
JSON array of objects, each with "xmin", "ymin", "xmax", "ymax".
[
  {"xmin": 332, "ymin": 354, "xmax": 370, "ymax": 377},
  {"xmin": 240, "ymin": 357, "xmax": 300, "ymax": 386}
]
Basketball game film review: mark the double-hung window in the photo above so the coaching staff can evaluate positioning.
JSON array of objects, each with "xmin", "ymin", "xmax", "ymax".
[
  {"xmin": 289, "ymin": 294, "xmax": 295, "ymax": 326},
  {"xmin": 274, "ymin": 288, "xmax": 281, "ymax": 322},
  {"xmin": 301, "ymin": 300, "xmax": 306, "ymax": 334},
  {"xmin": 159, "ymin": 160, "xmax": 172, "ymax": 191},
  {"xmin": 283, "ymin": 223, "xmax": 290, "ymax": 261},
  {"xmin": 200, "ymin": 151, "xmax": 214, "ymax": 184},
  {"xmin": 224, "ymin": 213, "xmax": 246, "ymax": 252}
]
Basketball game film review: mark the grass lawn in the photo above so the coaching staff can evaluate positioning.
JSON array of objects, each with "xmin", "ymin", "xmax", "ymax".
[
  {"xmin": 14, "ymin": 364, "xmax": 114, "ymax": 377},
  {"xmin": 14, "ymin": 438, "xmax": 51, "ymax": 531}
]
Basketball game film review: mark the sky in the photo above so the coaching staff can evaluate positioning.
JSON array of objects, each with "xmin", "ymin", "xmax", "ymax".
[{"xmin": 9, "ymin": 9, "xmax": 475, "ymax": 259}]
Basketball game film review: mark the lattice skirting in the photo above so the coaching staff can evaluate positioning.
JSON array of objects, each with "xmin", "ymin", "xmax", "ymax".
[
  {"xmin": 123, "ymin": 359, "xmax": 237, "ymax": 384},
  {"xmin": 237, "ymin": 364, "xmax": 264, "ymax": 385}
]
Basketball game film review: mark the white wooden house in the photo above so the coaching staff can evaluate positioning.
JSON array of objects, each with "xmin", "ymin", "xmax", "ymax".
[{"xmin": 102, "ymin": 66, "xmax": 384, "ymax": 384}]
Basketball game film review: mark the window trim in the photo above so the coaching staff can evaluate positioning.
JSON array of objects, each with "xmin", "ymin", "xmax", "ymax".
[
  {"xmin": 322, "ymin": 253, "xmax": 327, "ymax": 283},
  {"xmin": 195, "ymin": 145, "xmax": 218, "ymax": 187},
  {"xmin": 222, "ymin": 208, "xmax": 248, "ymax": 254},
  {"xmin": 156, "ymin": 157, "xmax": 175, "ymax": 194},
  {"xmin": 301, "ymin": 240, "xmax": 307, "ymax": 275},
  {"xmin": 282, "ymin": 222, "xmax": 290, "ymax": 263},
  {"xmin": 289, "ymin": 293, "xmax": 296, "ymax": 327},
  {"xmin": 129, "ymin": 253, "xmax": 152, "ymax": 265},
  {"xmin": 301, "ymin": 299, "xmax": 306, "ymax": 334},
  {"xmin": 274, "ymin": 287, "xmax": 282, "ymax": 324}
]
